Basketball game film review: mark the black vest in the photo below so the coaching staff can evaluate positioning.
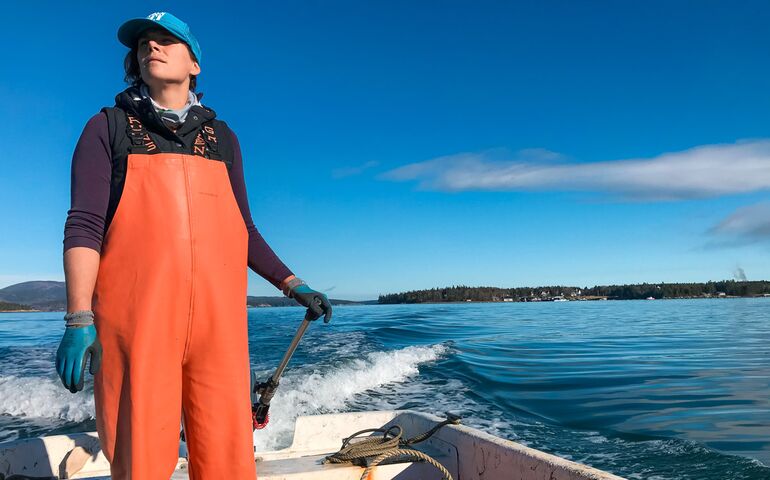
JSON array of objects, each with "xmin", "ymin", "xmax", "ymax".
[{"xmin": 100, "ymin": 91, "xmax": 235, "ymax": 235}]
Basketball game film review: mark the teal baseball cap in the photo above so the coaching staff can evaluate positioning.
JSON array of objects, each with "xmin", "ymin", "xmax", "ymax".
[{"xmin": 118, "ymin": 12, "xmax": 202, "ymax": 64}]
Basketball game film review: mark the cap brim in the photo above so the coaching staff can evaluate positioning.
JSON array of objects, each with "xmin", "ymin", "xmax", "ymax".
[{"xmin": 117, "ymin": 18, "xmax": 177, "ymax": 49}]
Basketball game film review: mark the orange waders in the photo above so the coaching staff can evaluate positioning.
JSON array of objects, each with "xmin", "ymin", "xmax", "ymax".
[{"xmin": 91, "ymin": 127, "xmax": 257, "ymax": 479}]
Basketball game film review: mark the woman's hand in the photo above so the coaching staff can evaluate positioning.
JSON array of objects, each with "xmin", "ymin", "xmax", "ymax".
[
  {"xmin": 282, "ymin": 277, "xmax": 332, "ymax": 323},
  {"xmin": 56, "ymin": 324, "xmax": 103, "ymax": 393}
]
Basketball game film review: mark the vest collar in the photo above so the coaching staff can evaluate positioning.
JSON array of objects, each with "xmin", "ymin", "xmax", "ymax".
[{"xmin": 115, "ymin": 86, "xmax": 217, "ymax": 141}]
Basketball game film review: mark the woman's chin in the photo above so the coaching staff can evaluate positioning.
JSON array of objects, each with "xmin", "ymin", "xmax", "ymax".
[{"xmin": 142, "ymin": 74, "xmax": 185, "ymax": 85}]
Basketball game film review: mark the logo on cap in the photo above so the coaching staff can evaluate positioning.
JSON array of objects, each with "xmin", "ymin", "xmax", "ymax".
[{"xmin": 147, "ymin": 12, "xmax": 167, "ymax": 21}]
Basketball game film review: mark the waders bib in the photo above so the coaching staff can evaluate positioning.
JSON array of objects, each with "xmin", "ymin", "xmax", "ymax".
[{"xmin": 91, "ymin": 112, "xmax": 256, "ymax": 479}]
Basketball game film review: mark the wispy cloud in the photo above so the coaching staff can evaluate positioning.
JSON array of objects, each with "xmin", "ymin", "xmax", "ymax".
[
  {"xmin": 332, "ymin": 160, "xmax": 380, "ymax": 178},
  {"xmin": 709, "ymin": 202, "xmax": 770, "ymax": 246},
  {"xmin": 380, "ymin": 140, "xmax": 770, "ymax": 201}
]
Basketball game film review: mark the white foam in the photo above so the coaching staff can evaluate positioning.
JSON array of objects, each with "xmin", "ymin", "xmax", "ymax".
[
  {"xmin": 253, "ymin": 343, "xmax": 448, "ymax": 451},
  {"xmin": 0, "ymin": 375, "xmax": 94, "ymax": 422},
  {"xmin": 0, "ymin": 343, "xmax": 448, "ymax": 451}
]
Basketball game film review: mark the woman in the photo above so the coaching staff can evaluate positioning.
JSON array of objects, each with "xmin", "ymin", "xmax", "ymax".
[{"xmin": 55, "ymin": 11, "xmax": 332, "ymax": 479}]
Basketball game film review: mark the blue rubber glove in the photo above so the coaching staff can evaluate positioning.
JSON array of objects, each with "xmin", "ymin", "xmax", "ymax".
[
  {"xmin": 287, "ymin": 283, "xmax": 332, "ymax": 323},
  {"xmin": 56, "ymin": 325, "xmax": 102, "ymax": 393}
]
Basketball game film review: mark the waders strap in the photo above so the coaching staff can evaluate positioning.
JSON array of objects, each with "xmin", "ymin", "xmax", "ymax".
[
  {"xmin": 126, "ymin": 114, "xmax": 158, "ymax": 154},
  {"xmin": 194, "ymin": 123, "xmax": 222, "ymax": 160}
]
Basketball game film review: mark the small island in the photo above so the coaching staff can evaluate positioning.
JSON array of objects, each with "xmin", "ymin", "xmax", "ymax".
[{"xmin": 378, "ymin": 280, "xmax": 770, "ymax": 304}]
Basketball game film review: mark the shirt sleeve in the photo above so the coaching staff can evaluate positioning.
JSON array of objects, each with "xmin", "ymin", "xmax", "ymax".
[
  {"xmin": 228, "ymin": 128, "xmax": 295, "ymax": 290},
  {"xmin": 63, "ymin": 112, "xmax": 111, "ymax": 253}
]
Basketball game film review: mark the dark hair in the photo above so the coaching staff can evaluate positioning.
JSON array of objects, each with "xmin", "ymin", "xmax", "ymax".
[{"xmin": 123, "ymin": 45, "xmax": 198, "ymax": 91}]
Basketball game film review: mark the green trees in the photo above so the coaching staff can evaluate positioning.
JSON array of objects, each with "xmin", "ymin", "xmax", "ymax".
[
  {"xmin": 377, "ymin": 280, "xmax": 770, "ymax": 304},
  {"xmin": 0, "ymin": 301, "xmax": 35, "ymax": 311}
]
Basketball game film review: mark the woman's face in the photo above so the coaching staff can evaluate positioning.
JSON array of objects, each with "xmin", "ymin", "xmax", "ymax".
[{"xmin": 136, "ymin": 28, "xmax": 201, "ymax": 88}]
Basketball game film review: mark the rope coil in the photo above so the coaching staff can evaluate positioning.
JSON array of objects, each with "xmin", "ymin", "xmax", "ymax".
[{"xmin": 322, "ymin": 413, "xmax": 461, "ymax": 480}]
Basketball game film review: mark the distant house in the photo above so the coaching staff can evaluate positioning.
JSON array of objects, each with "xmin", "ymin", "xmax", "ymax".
[
  {"xmin": 716, "ymin": 292, "xmax": 726, "ymax": 297},
  {"xmin": 503, "ymin": 297, "xmax": 514, "ymax": 302}
]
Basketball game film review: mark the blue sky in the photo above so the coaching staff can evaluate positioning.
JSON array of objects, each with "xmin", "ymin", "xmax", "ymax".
[{"xmin": 1, "ymin": 1, "xmax": 769, "ymax": 300}]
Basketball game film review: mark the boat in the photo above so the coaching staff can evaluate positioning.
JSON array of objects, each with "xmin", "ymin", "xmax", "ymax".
[{"xmin": 0, "ymin": 410, "xmax": 624, "ymax": 479}]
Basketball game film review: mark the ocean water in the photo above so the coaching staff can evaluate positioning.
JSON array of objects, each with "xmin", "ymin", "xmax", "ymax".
[{"xmin": 0, "ymin": 299, "xmax": 768, "ymax": 479}]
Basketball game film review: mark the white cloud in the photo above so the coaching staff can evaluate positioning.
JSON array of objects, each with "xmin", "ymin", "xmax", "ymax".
[
  {"xmin": 710, "ymin": 202, "xmax": 770, "ymax": 245},
  {"xmin": 332, "ymin": 160, "xmax": 380, "ymax": 178},
  {"xmin": 380, "ymin": 140, "xmax": 770, "ymax": 201}
]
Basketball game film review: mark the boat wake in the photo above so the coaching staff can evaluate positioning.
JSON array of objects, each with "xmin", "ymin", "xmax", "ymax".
[
  {"xmin": 0, "ymin": 374, "xmax": 94, "ymax": 424},
  {"xmin": 252, "ymin": 343, "xmax": 448, "ymax": 451},
  {"xmin": 0, "ymin": 343, "xmax": 448, "ymax": 451}
]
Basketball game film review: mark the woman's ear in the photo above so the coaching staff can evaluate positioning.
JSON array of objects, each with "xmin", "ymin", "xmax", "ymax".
[{"xmin": 191, "ymin": 61, "xmax": 201, "ymax": 76}]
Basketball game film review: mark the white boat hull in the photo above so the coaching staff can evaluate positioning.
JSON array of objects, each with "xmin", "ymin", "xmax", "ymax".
[{"xmin": 0, "ymin": 410, "xmax": 624, "ymax": 479}]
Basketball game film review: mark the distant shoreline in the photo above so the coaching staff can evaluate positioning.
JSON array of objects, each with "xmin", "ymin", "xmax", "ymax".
[
  {"xmin": 1, "ymin": 280, "xmax": 768, "ymax": 311},
  {"xmin": 1, "ymin": 296, "xmax": 768, "ymax": 314},
  {"xmin": 375, "ymin": 295, "xmax": 770, "ymax": 305},
  {"xmin": 378, "ymin": 280, "xmax": 770, "ymax": 304}
]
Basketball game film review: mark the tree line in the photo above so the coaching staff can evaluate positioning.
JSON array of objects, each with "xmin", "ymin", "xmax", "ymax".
[
  {"xmin": 378, "ymin": 280, "xmax": 770, "ymax": 304},
  {"xmin": 0, "ymin": 301, "xmax": 35, "ymax": 312}
]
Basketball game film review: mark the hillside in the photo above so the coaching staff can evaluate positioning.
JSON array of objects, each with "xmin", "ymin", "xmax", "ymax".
[{"xmin": 0, "ymin": 281, "xmax": 66, "ymax": 311}]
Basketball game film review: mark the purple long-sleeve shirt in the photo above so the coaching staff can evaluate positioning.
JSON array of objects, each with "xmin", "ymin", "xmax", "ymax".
[{"xmin": 63, "ymin": 112, "xmax": 294, "ymax": 289}]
